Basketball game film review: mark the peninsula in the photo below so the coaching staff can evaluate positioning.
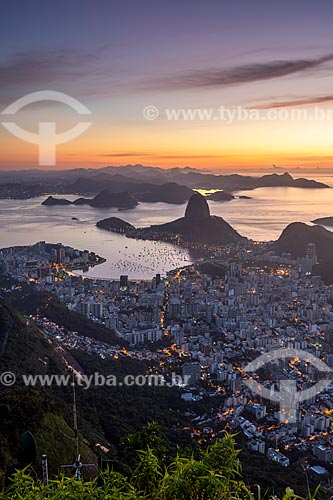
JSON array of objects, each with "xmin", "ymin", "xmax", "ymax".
[
  {"xmin": 96, "ymin": 192, "xmax": 245, "ymax": 246},
  {"xmin": 311, "ymin": 216, "xmax": 333, "ymax": 227}
]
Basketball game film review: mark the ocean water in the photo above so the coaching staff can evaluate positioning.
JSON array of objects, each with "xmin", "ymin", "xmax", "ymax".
[{"xmin": 0, "ymin": 172, "xmax": 332, "ymax": 279}]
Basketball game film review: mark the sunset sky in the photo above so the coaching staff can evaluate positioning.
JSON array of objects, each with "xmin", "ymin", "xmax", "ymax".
[{"xmin": 1, "ymin": 0, "xmax": 333, "ymax": 170}]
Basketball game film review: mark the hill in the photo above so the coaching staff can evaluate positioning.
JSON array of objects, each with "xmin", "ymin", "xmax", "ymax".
[
  {"xmin": 0, "ymin": 299, "xmax": 96, "ymax": 475},
  {"xmin": 89, "ymin": 190, "xmax": 137, "ymax": 209},
  {"xmin": 274, "ymin": 222, "xmax": 333, "ymax": 260},
  {"xmin": 143, "ymin": 192, "xmax": 245, "ymax": 245}
]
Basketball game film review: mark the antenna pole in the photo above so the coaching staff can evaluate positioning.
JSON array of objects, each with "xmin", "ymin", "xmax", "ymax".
[
  {"xmin": 61, "ymin": 373, "xmax": 96, "ymax": 481},
  {"xmin": 73, "ymin": 372, "xmax": 79, "ymax": 460}
]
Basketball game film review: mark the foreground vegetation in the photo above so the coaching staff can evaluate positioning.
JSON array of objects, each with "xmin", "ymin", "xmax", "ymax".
[{"xmin": 1, "ymin": 435, "xmax": 322, "ymax": 500}]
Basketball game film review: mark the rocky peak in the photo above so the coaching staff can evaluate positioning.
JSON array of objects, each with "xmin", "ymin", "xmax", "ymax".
[{"xmin": 185, "ymin": 192, "xmax": 210, "ymax": 221}]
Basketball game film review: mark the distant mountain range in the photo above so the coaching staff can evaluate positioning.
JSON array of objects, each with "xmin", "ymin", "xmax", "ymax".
[
  {"xmin": 0, "ymin": 165, "xmax": 329, "ymax": 201},
  {"xmin": 33, "ymin": 165, "xmax": 330, "ymax": 210},
  {"xmin": 65, "ymin": 168, "xmax": 329, "ymax": 193}
]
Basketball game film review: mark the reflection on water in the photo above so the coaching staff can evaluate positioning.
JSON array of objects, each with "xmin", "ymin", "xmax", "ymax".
[
  {"xmin": 211, "ymin": 185, "xmax": 333, "ymax": 241},
  {"xmin": 0, "ymin": 182, "xmax": 332, "ymax": 278}
]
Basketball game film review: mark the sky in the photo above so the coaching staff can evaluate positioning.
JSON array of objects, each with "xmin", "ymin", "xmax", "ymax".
[{"xmin": 1, "ymin": 0, "xmax": 333, "ymax": 170}]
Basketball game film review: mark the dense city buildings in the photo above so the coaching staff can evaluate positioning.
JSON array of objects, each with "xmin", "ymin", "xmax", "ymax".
[{"xmin": 1, "ymin": 239, "xmax": 333, "ymax": 483}]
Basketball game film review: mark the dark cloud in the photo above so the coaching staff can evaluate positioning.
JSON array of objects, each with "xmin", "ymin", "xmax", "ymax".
[
  {"xmin": 0, "ymin": 49, "xmax": 98, "ymax": 87},
  {"xmin": 148, "ymin": 53, "xmax": 333, "ymax": 90},
  {"xmin": 0, "ymin": 47, "xmax": 119, "ymax": 109},
  {"xmin": 251, "ymin": 95, "xmax": 333, "ymax": 109},
  {"xmin": 0, "ymin": 48, "xmax": 130, "ymax": 113}
]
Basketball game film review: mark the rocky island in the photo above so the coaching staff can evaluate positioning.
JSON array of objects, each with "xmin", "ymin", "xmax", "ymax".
[
  {"xmin": 42, "ymin": 196, "xmax": 72, "ymax": 206},
  {"xmin": 42, "ymin": 189, "xmax": 138, "ymax": 210},
  {"xmin": 205, "ymin": 191, "xmax": 235, "ymax": 202},
  {"xmin": 96, "ymin": 217, "xmax": 135, "ymax": 233}
]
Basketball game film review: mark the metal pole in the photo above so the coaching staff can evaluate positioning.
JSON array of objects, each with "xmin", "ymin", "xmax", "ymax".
[
  {"xmin": 41, "ymin": 454, "xmax": 49, "ymax": 486},
  {"xmin": 72, "ymin": 373, "xmax": 79, "ymax": 459}
]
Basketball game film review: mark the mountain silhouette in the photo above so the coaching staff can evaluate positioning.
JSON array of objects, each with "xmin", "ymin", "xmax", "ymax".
[
  {"xmin": 184, "ymin": 192, "xmax": 211, "ymax": 220},
  {"xmin": 275, "ymin": 222, "xmax": 333, "ymax": 260},
  {"xmin": 96, "ymin": 192, "xmax": 244, "ymax": 245},
  {"xmin": 143, "ymin": 192, "xmax": 244, "ymax": 245}
]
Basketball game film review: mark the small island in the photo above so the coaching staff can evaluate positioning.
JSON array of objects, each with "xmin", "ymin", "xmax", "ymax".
[
  {"xmin": 205, "ymin": 191, "xmax": 234, "ymax": 202},
  {"xmin": 42, "ymin": 196, "xmax": 72, "ymax": 206},
  {"xmin": 96, "ymin": 217, "xmax": 135, "ymax": 233}
]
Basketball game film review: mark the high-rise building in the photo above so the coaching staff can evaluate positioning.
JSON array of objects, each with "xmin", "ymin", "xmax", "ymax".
[
  {"xmin": 306, "ymin": 243, "xmax": 318, "ymax": 264},
  {"xmin": 82, "ymin": 250, "xmax": 89, "ymax": 264},
  {"xmin": 91, "ymin": 302, "xmax": 103, "ymax": 318},
  {"xmin": 80, "ymin": 302, "xmax": 90, "ymax": 317},
  {"xmin": 182, "ymin": 362, "xmax": 201, "ymax": 384},
  {"xmin": 120, "ymin": 275, "xmax": 128, "ymax": 288},
  {"xmin": 56, "ymin": 246, "xmax": 66, "ymax": 264},
  {"xmin": 325, "ymin": 330, "xmax": 333, "ymax": 354}
]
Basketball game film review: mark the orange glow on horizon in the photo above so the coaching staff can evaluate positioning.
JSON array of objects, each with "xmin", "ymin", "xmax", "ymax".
[{"xmin": 2, "ymin": 113, "xmax": 333, "ymax": 170}]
